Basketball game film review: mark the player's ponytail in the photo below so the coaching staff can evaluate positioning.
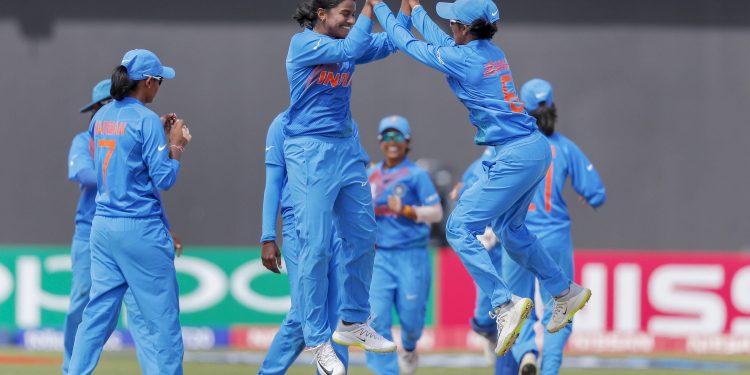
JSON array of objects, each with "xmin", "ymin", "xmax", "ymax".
[
  {"xmin": 110, "ymin": 65, "xmax": 138, "ymax": 101},
  {"xmin": 293, "ymin": 0, "xmax": 345, "ymax": 29},
  {"xmin": 530, "ymin": 103, "xmax": 557, "ymax": 136},
  {"xmin": 469, "ymin": 19, "xmax": 498, "ymax": 39}
]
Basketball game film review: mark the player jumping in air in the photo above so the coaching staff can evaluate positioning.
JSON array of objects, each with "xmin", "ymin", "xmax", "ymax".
[
  {"xmin": 500, "ymin": 78, "xmax": 607, "ymax": 375},
  {"xmin": 366, "ymin": 116, "xmax": 443, "ymax": 374},
  {"xmin": 258, "ymin": 113, "xmax": 370, "ymax": 374},
  {"xmin": 282, "ymin": 0, "xmax": 412, "ymax": 373},
  {"xmin": 370, "ymin": 0, "xmax": 592, "ymax": 356}
]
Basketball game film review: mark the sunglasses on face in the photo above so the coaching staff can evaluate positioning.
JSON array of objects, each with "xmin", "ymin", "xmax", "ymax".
[
  {"xmin": 380, "ymin": 131, "xmax": 406, "ymax": 143},
  {"xmin": 146, "ymin": 75, "xmax": 164, "ymax": 85}
]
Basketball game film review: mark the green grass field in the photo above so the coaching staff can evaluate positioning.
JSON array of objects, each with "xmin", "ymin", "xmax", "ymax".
[{"xmin": 1, "ymin": 350, "xmax": 748, "ymax": 375}]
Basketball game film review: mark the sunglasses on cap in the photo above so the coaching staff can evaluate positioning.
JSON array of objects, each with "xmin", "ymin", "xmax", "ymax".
[
  {"xmin": 379, "ymin": 131, "xmax": 406, "ymax": 143},
  {"xmin": 145, "ymin": 75, "xmax": 164, "ymax": 85},
  {"xmin": 450, "ymin": 19, "xmax": 468, "ymax": 26}
]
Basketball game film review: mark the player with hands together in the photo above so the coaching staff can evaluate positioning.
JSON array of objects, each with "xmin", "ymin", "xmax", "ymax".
[{"xmin": 366, "ymin": 116, "xmax": 443, "ymax": 374}]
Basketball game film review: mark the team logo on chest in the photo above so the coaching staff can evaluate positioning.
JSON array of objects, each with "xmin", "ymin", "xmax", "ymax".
[{"xmin": 392, "ymin": 183, "xmax": 407, "ymax": 198}]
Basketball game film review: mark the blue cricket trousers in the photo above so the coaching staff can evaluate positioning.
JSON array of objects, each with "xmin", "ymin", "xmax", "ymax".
[
  {"xmin": 504, "ymin": 229, "xmax": 574, "ymax": 374},
  {"xmin": 62, "ymin": 237, "xmax": 157, "ymax": 374},
  {"xmin": 446, "ymin": 131, "xmax": 570, "ymax": 311},
  {"xmin": 68, "ymin": 216, "xmax": 183, "ymax": 375},
  {"xmin": 258, "ymin": 219, "xmax": 349, "ymax": 374},
  {"xmin": 366, "ymin": 248, "xmax": 431, "ymax": 374},
  {"xmin": 284, "ymin": 135, "xmax": 376, "ymax": 346}
]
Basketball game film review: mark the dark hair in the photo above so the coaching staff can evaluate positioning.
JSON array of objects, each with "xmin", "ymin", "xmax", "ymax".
[
  {"xmin": 468, "ymin": 19, "xmax": 498, "ymax": 39},
  {"xmin": 292, "ymin": 0, "xmax": 345, "ymax": 28},
  {"xmin": 110, "ymin": 65, "xmax": 139, "ymax": 101},
  {"xmin": 530, "ymin": 102, "xmax": 557, "ymax": 136}
]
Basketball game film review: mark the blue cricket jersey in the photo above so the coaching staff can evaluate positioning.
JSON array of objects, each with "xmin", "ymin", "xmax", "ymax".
[
  {"xmin": 265, "ymin": 113, "xmax": 370, "ymax": 224},
  {"xmin": 68, "ymin": 132, "xmax": 97, "ymax": 240},
  {"xmin": 368, "ymin": 159, "xmax": 440, "ymax": 250},
  {"xmin": 526, "ymin": 132, "xmax": 606, "ymax": 234},
  {"xmin": 284, "ymin": 13, "xmax": 411, "ymax": 138},
  {"xmin": 88, "ymin": 97, "xmax": 180, "ymax": 219},
  {"xmin": 374, "ymin": 4, "xmax": 538, "ymax": 146}
]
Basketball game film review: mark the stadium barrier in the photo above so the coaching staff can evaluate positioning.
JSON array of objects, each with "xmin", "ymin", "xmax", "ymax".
[{"xmin": 0, "ymin": 246, "xmax": 748, "ymax": 354}]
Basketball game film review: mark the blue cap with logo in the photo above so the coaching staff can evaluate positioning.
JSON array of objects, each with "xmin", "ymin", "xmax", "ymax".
[
  {"xmin": 121, "ymin": 49, "xmax": 175, "ymax": 81},
  {"xmin": 521, "ymin": 78, "xmax": 554, "ymax": 111},
  {"xmin": 79, "ymin": 79, "xmax": 112, "ymax": 113},
  {"xmin": 378, "ymin": 115, "xmax": 411, "ymax": 140},
  {"xmin": 436, "ymin": 0, "xmax": 500, "ymax": 25}
]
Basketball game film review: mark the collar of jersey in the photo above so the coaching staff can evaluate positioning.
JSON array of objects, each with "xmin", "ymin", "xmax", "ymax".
[
  {"xmin": 117, "ymin": 96, "xmax": 144, "ymax": 105},
  {"xmin": 380, "ymin": 158, "xmax": 410, "ymax": 172}
]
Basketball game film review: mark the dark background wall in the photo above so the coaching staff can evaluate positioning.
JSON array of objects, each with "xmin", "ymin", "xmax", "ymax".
[{"xmin": 1, "ymin": 1, "xmax": 749, "ymax": 249}]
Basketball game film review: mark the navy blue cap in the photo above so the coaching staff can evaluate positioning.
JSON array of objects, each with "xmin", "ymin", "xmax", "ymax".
[
  {"xmin": 121, "ymin": 49, "xmax": 175, "ymax": 81},
  {"xmin": 436, "ymin": 0, "xmax": 500, "ymax": 25},
  {"xmin": 521, "ymin": 78, "xmax": 554, "ymax": 111},
  {"xmin": 378, "ymin": 115, "xmax": 411, "ymax": 139},
  {"xmin": 79, "ymin": 79, "xmax": 112, "ymax": 113}
]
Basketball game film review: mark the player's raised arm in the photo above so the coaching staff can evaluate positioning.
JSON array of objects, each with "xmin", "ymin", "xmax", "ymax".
[
  {"xmin": 370, "ymin": 0, "xmax": 467, "ymax": 79},
  {"xmin": 410, "ymin": 0, "xmax": 456, "ymax": 47}
]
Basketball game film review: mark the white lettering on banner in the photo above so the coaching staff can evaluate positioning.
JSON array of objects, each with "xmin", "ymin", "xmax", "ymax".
[
  {"xmin": 648, "ymin": 265, "xmax": 726, "ymax": 335},
  {"xmin": 175, "ymin": 257, "xmax": 228, "ymax": 312},
  {"xmin": 687, "ymin": 335, "xmax": 750, "ymax": 355},
  {"xmin": 230, "ymin": 259, "xmax": 291, "ymax": 313},
  {"xmin": 0, "ymin": 263, "xmax": 12, "ymax": 304},
  {"xmin": 614, "ymin": 264, "xmax": 640, "ymax": 332},
  {"xmin": 16, "ymin": 256, "xmax": 71, "ymax": 328},
  {"xmin": 23, "ymin": 329, "xmax": 123, "ymax": 351},
  {"xmin": 181, "ymin": 327, "xmax": 216, "ymax": 350},
  {"xmin": 731, "ymin": 266, "xmax": 750, "ymax": 334},
  {"xmin": 568, "ymin": 332, "xmax": 655, "ymax": 353},
  {"xmin": 575, "ymin": 263, "xmax": 606, "ymax": 332}
]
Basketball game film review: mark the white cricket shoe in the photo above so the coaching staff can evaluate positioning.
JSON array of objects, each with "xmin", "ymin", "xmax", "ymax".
[
  {"xmin": 519, "ymin": 351, "xmax": 538, "ymax": 375},
  {"xmin": 311, "ymin": 341, "xmax": 345, "ymax": 375},
  {"xmin": 398, "ymin": 350, "xmax": 419, "ymax": 374},
  {"xmin": 491, "ymin": 295, "xmax": 534, "ymax": 356},
  {"xmin": 332, "ymin": 322, "xmax": 397, "ymax": 353},
  {"xmin": 546, "ymin": 282, "xmax": 591, "ymax": 333}
]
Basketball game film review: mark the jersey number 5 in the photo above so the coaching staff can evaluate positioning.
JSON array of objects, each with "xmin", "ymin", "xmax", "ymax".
[{"xmin": 97, "ymin": 139, "xmax": 116, "ymax": 186}]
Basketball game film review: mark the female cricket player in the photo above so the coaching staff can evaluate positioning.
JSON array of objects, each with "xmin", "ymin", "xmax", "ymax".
[
  {"xmin": 501, "ymin": 78, "xmax": 607, "ymax": 375},
  {"xmin": 68, "ymin": 49, "xmax": 191, "ymax": 375},
  {"xmin": 282, "ymin": 0, "xmax": 410, "ymax": 371},
  {"xmin": 366, "ymin": 116, "xmax": 443, "ymax": 375},
  {"xmin": 258, "ymin": 113, "xmax": 370, "ymax": 374},
  {"xmin": 370, "ymin": 0, "xmax": 592, "ymax": 356},
  {"xmin": 64, "ymin": 79, "xmax": 168, "ymax": 374}
]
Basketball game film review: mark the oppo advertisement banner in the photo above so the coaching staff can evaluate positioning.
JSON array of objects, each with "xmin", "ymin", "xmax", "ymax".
[
  {"xmin": 0, "ymin": 246, "xmax": 436, "ymax": 350},
  {"xmin": 436, "ymin": 249, "xmax": 750, "ymax": 354}
]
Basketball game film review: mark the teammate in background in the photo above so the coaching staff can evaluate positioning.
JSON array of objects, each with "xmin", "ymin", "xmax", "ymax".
[
  {"xmin": 366, "ymin": 116, "xmax": 443, "ymax": 374},
  {"xmin": 282, "ymin": 1, "xmax": 411, "ymax": 372},
  {"xmin": 68, "ymin": 49, "xmax": 190, "ymax": 375},
  {"xmin": 502, "ymin": 78, "xmax": 606, "ymax": 375},
  {"xmin": 65, "ymin": 79, "xmax": 182, "ymax": 375},
  {"xmin": 370, "ymin": 0, "xmax": 591, "ymax": 356},
  {"xmin": 450, "ymin": 147, "xmax": 504, "ymax": 367},
  {"xmin": 258, "ymin": 113, "xmax": 371, "ymax": 374}
]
